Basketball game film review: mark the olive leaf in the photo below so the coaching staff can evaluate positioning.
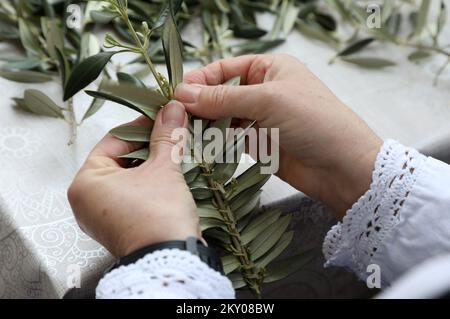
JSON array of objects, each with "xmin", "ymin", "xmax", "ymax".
[
  {"xmin": 342, "ymin": 57, "xmax": 396, "ymax": 69},
  {"xmin": 154, "ymin": 0, "xmax": 183, "ymax": 29},
  {"xmin": 82, "ymin": 76, "xmax": 109, "ymax": 121},
  {"xmin": 55, "ymin": 48, "xmax": 70, "ymax": 86},
  {"xmin": 110, "ymin": 125, "xmax": 151, "ymax": 142},
  {"xmin": 241, "ymin": 210, "xmax": 282, "ymax": 245},
  {"xmin": 162, "ymin": 6, "xmax": 184, "ymax": 90},
  {"xmin": 412, "ymin": 0, "xmax": 431, "ymax": 38},
  {"xmin": 18, "ymin": 18, "xmax": 43, "ymax": 57},
  {"xmin": 3, "ymin": 58, "xmax": 41, "ymax": 71},
  {"xmin": 337, "ymin": 38, "xmax": 375, "ymax": 57},
  {"xmin": 117, "ymin": 72, "xmax": 146, "ymax": 87},
  {"xmin": 249, "ymin": 214, "xmax": 292, "ymax": 260},
  {"xmin": 85, "ymin": 90, "xmax": 158, "ymax": 120},
  {"xmin": 23, "ymin": 89, "xmax": 64, "ymax": 118},
  {"xmin": 101, "ymin": 82, "xmax": 168, "ymax": 109},
  {"xmin": 119, "ymin": 148, "xmax": 149, "ymax": 160},
  {"xmin": 0, "ymin": 70, "xmax": 53, "ymax": 83},
  {"xmin": 408, "ymin": 50, "xmax": 432, "ymax": 62},
  {"xmin": 64, "ymin": 51, "xmax": 119, "ymax": 101}
]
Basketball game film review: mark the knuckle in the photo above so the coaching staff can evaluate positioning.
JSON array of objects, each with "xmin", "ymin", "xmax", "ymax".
[{"xmin": 211, "ymin": 84, "xmax": 228, "ymax": 109}]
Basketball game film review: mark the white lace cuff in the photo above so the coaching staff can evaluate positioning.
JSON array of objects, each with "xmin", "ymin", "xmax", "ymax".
[
  {"xmin": 323, "ymin": 140, "xmax": 427, "ymax": 280},
  {"xmin": 96, "ymin": 249, "xmax": 235, "ymax": 299}
]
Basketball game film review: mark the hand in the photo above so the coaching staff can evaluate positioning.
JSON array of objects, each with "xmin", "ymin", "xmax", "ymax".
[
  {"xmin": 68, "ymin": 101, "xmax": 200, "ymax": 258},
  {"xmin": 175, "ymin": 54, "xmax": 383, "ymax": 217}
]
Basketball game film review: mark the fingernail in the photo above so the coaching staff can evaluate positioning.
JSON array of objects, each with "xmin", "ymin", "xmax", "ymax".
[
  {"xmin": 162, "ymin": 101, "xmax": 186, "ymax": 127},
  {"xmin": 175, "ymin": 83, "xmax": 202, "ymax": 103}
]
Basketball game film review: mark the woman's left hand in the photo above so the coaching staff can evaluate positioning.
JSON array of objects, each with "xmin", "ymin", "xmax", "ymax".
[{"xmin": 68, "ymin": 101, "xmax": 200, "ymax": 258}]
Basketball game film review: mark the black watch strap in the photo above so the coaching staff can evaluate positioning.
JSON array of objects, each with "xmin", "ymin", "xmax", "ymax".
[{"xmin": 106, "ymin": 237, "xmax": 224, "ymax": 275}]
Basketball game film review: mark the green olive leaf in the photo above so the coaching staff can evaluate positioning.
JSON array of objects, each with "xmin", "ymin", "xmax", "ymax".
[
  {"xmin": 337, "ymin": 38, "xmax": 375, "ymax": 57},
  {"xmin": 0, "ymin": 70, "xmax": 53, "ymax": 83},
  {"xmin": 101, "ymin": 82, "xmax": 168, "ymax": 112},
  {"xmin": 64, "ymin": 51, "xmax": 119, "ymax": 101},
  {"xmin": 119, "ymin": 148, "xmax": 149, "ymax": 161},
  {"xmin": 23, "ymin": 89, "xmax": 64, "ymax": 118},
  {"xmin": 110, "ymin": 125, "xmax": 151, "ymax": 142},
  {"xmin": 85, "ymin": 90, "xmax": 158, "ymax": 120},
  {"xmin": 162, "ymin": 7, "xmax": 184, "ymax": 90},
  {"xmin": 241, "ymin": 210, "xmax": 282, "ymax": 245},
  {"xmin": 154, "ymin": 0, "xmax": 183, "ymax": 29},
  {"xmin": 341, "ymin": 57, "xmax": 396, "ymax": 69},
  {"xmin": 413, "ymin": 0, "xmax": 431, "ymax": 38},
  {"xmin": 249, "ymin": 214, "xmax": 292, "ymax": 260},
  {"xmin": 18, "ymin": 18, "xmax": 43, "ymax": 57},
  {"xmin": 117, "ymin": 72, "xmax": 146, "ymax": 87},
  {"xmin": 408, "ymin": 50, "xmax": 432, "ymax": 62}
]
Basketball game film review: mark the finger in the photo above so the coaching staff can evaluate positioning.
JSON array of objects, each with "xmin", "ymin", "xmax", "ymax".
[
  {"xmin": 183, "ymin": 54, "xmax": 273, "ymax": 86},
  {"xmin": 175, "ymin": 81, "xmax": 268, "ymax": 120},
  {"xmin": 85, "ymin": 116, "xmax": 153, "ymax": 169},
  {"xmin": 144, "ymin": 101, "xmax": 188, "ymax": 171}
]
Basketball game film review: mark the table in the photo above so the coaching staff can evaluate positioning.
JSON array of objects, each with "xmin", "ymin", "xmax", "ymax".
[{"xmin": 1, "ymin": 14, "xmax": 450, "ymax": 298}]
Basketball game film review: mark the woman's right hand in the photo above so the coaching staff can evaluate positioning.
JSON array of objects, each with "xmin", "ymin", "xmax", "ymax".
[{"xmin": 175, "ymin": 54, "xmax": 382, "ymax": 217}]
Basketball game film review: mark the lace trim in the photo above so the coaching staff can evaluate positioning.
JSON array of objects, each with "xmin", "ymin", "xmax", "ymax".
[
  {"xmin": 323, "ymin": 140, "xmax": 426, "ymax": 279},
  {"xmin": 96, "ymin": 249, "xmax": 235, "ymax": 299}
]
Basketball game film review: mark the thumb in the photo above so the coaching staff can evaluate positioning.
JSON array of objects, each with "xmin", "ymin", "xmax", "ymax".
[
  {"xmin": 175, "ymin": 82, "xmax": 268, "ymax": 120},
  {"xmin": 146, "ymin": 100, "xmax": 188, "ymax": 170}
]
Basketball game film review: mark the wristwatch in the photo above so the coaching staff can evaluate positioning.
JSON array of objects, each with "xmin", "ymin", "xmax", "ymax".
[{"xmin": 105, "ymin": 237, "xmax": 224, "ymax": 275}]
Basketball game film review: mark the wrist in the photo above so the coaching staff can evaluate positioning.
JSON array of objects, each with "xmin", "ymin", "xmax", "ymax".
[
  {"xmin": 107, "ymin": 237, "xmax": 224, "ymax": 275},
  {"xmin": 115, "ymin": 227, "xmax": 200, "ymax": 258},
  {"xmin": 324, "ymin": 136, "xmax": 382, "ymax": 218}
]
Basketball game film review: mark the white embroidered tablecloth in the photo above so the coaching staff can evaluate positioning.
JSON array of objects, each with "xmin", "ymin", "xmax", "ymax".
[{"xmin": 1, "ymin": 14, "xmax": 450, "ymax": 298}]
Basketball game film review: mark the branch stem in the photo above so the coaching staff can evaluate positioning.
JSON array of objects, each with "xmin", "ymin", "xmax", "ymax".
[
  {"xmin": 66, "ymin": 98, "xmax": 77, "ymax": 145},
  {"xmin": 122, "ymin": 12, "xmax": 168, "ymax": 98},
  {"xmin": 202, "ymin": 163, "xmax": 263, "ymax": 298}
]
